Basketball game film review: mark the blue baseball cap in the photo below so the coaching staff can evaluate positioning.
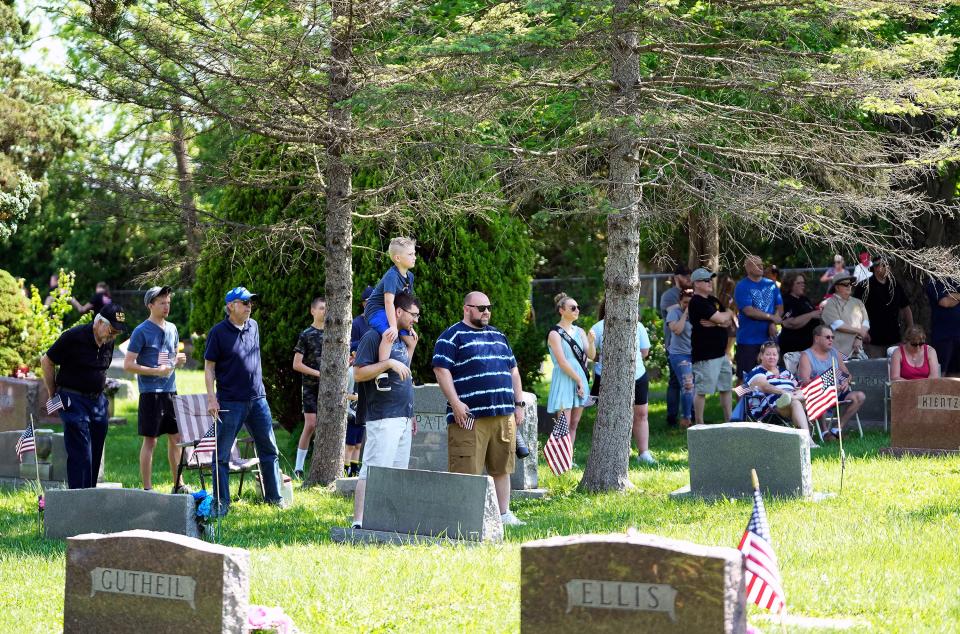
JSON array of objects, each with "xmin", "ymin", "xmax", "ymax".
[{"xmin": 225, "ymin": 287, "xmax": 258, "ymax": 304}]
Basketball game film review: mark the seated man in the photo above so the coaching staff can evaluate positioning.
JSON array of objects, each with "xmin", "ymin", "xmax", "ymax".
[{"xmin": 797, "ymin": 324, "xmax": 865, "ymax": 441}]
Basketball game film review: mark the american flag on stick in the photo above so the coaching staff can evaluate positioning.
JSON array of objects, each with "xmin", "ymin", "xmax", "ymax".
[
  {"xmin": 194, "ymin": 421, "xmax": 218, "ymax": 455},
  {"xmin": 734, "ymin": 383, "xmax": 752, "ymax": 398},
  {"xmin": 45, "ymin": 394, "xmax": 65, "ymax": 415},
  {"xmin": 738, "ymin": 473, "xmax": 786, "ymax": 615},
  {"xmin": 158, "ymin": 351, "xmax": 170, "ymax": 366},
  {"xmin": 15, "ymin": 423, "xmax": 35, "ymax": 462},
  {"xmin": 801, "ymin": 367, "xmax": 839, "ymax": 421},
  {"xmin": 544, "ymin": 411, "xmax": 573, "ymax": 476}
]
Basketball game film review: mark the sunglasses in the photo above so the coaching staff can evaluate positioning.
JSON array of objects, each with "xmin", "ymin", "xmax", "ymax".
[
  {"xmin": 835, "ymin": 282, "xmax": 851, "ymax": 288},
  {"xmin": 908, "ymin": 340, "xmax": 925, "ymax": 346},
  {"xmin": 567, "ymin": 305, "xmax": 580, "ymax": 311},
  {"xmin": 819, "ymin": 334, "xmax": 835, "ymax": 340},
  {"xmin": 467, "ymin": 304, "xmax": 493, "ymax": 312}
]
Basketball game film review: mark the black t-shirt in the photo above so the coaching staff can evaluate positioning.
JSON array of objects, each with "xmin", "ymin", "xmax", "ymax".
[
  {"xmin": 689, "ymin": 294, "xmax": 728, "ymax": 362},
  {"xmin": 779, "ymin": 294, "xmax": 819, "ymax": 353},
  {"xmin": 45, "ymin": 324, "xmax": 115, "ymax": 394},
  {"xmin": 853, "ymin": 277, "xmax": 910, "ymax": 346}
]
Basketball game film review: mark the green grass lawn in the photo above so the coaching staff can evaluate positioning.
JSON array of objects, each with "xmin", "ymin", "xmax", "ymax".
[{"xmin": 2, "ymin": 370, "xmax": 960, "ymax": 632}]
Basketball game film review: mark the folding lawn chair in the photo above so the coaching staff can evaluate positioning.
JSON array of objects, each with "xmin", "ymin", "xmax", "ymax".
[{"xmin": 172, "ymin": 394, "xmax": 263, "ymax": 499}]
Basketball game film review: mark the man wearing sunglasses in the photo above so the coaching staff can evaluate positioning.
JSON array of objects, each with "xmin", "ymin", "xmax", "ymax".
[
  {"xmin": 41, "ymin": 303, "xmax": 128, "ymax": 489},
  {"xmin": 797, "ymin": 324, "xmax": 865, "ymax": 440},
  {"xmin": 204, "ymin": 287, "xmax": 283, "ymax": 515},
  {"xmin": 433, "ymin": 291, "xmax": 527, "ymax": 526}
]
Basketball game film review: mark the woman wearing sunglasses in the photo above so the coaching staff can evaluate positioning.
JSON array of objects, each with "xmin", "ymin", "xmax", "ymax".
[
  {"xmin": 890, "ymin": 326, "xmax": 940, "ymax": 381},
  {"xmin": 547, "ymin": 293, "xmax": 593, "ymax": 451},
  {"xmin": 742, "ymin": 341, "xmax": 815, "ymax": 446}
]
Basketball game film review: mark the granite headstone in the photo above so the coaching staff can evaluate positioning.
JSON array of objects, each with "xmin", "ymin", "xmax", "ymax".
[
  {"xmin": 845, "ymin": 358, "xmax": 889, "ymax": 429},
  {"xmin": 64, "ymin": 529, "xmax": 248, "ymax": 634},
  {"xmin": 521, "ymin": 532, "xmax": 746, "ymax": 633},
  {"xmin": 331, "ymin": 466, "xmax": 503, "ymax": 544},
  {"xmin": 677, "ymin": 423, "xmax": 812, "ymax": 499},
  {"xmin": 46, "ymin": 488, "xmax": 198, "ymax": 539},
  {"xmin": 0, "ymin": 377, "xmax": 59, "ymax": 432},
  {"xmin": 888, "ymin": 378, "xmax": 960, "ymax": 454}
]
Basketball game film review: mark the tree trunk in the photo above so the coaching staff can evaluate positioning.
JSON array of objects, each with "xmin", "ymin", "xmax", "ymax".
[
  {"xmin": 687, "ymin": 207, "xmax": 719, "ymax": 271},
  {"xmin": 171, "ymin": 104, "xmax": 201, "ymax": 284},
  {"xmin": 579, "ymin": 0, "xmax": 640, "ymax": 493},
  {"xmin": 306, "ymin": 0, "xmax": 353, "ymax": 486}
]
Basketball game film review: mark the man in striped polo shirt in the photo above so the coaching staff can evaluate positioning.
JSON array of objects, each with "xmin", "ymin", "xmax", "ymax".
[{"xmin": 433, "ymin": 291, "xmax": 527, "ymax": 526}]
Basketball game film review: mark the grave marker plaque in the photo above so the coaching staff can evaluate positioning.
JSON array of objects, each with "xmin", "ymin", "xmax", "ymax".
[
  {"xmin": 521, "ymin": 533, "xmax": 746, "ymax": 633},
  {"xmin": 64, "ymin": 530, "xmax": 249, "ymax": 634}
]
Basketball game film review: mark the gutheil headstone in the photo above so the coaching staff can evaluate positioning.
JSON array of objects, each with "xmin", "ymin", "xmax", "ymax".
[
  {"xmin": 521, "ymin": 532, "xmax": 746, "ymax": 633},
  {"xmin": 64, "ymin": 530, "xmax": 249, "ymax": 634}
]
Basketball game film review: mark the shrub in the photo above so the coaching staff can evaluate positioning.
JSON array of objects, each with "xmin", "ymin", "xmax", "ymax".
[{"xmin": 0, "ymin": 269, "xmax": 31, "ymax": 375}]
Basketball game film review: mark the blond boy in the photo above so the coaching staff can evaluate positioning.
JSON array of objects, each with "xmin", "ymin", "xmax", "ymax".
[{"xmin": 363, "ymin": 237, "xmax": 416, "ymax": 345}]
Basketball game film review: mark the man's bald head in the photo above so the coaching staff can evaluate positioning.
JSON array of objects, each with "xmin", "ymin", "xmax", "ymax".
[{"xmin": 463, "ymin": 291, "xmax": 492, "ymax": 328}]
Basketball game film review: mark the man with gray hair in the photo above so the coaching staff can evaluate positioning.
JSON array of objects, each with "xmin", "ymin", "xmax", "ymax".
[
  {"xmin": 41, "ymin": 304, "xmax": 128, "ymax": 489},
  {"xmin": 124, "ymin": 286, "xmax": 189, "ymax": 492}
]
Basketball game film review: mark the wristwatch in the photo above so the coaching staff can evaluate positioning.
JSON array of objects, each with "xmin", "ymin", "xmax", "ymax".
[{"xmin": 514, "ymin": 400, "xmax": 526, "ymax": 407}]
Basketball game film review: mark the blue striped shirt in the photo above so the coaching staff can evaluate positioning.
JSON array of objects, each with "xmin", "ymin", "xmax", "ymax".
[{"xmin": 432, "ymin": 321, "xmax": 517, "ymax": 423}]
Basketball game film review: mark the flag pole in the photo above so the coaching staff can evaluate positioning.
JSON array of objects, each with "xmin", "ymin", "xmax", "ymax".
[
  {"xmin": 30, "ymin": 414, "xmax": 43, "ymax": 537},
  {"xmin": 832, "ymin": 356, "xmax": 846, "ymax": 495},
  {"xmin": 214, "ymin": 412, "xmax": 221, "ymax": 544}
]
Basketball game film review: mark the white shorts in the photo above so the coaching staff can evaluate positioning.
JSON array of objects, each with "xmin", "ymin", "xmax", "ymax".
[{"xmin": 358, "ymin": 417, "xmax": 413, "ymax": 479}]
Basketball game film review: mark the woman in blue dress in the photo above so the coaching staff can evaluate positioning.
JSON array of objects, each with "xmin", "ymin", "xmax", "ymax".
[{"xmin": 547, "ymin": 293, "xmax": 593, "ymax": 448}]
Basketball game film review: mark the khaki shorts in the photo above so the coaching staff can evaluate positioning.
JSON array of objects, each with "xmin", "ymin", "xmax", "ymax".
[
  {"xmin": 448, "ymin": 414, "xmax": 516, "ymax": 476},
  {"xmin": 693, "ymin": 356, "xmax": 733, "ymax": 395}
]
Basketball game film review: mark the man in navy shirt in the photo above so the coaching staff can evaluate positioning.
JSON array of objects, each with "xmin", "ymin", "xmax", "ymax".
[
  {"xmin": 41, "ymin": 303, "xmax": 128, "ymax": 489},
  {"xmin": 204, "ymin": 287, "xmax": 283, "ymax": 515},
  {"xmin": 350, "ymin": 292, "xmax": 420, "ymax": 528},
  {"xmin": 926, "ymin": 278, "xmax": 960, "ymax": 375},
  {"xmin": 433, "ymin": 291, "xmax": 527, "ymax": 527},
  {"xmin": 124, "ymin": 286, "xmax": 188, "ymax": 492}
]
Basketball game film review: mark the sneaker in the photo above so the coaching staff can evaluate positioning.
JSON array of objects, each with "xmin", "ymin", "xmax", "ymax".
[
  {"xmin": 635, "ymin": 451, "xmax": 657, "ymax": 465},
  {"xmin": 500, "ymin": 511, "xmax": 525, "ymax": 526},
  {"xmin": 173, "ymin": 483, "xmax": 194, "ymax": 494},
  {"xmin": 294, "ymin": 469, "xmax": 305, "ymax": 481},
  {"xmin": 351, "ymin": 521, "xmax": 362, "ymax": 529}
]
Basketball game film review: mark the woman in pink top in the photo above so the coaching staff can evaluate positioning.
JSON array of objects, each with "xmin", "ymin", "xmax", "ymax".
[{"xmin": 890, "ymin": 326, "xmax": 941, "ymax": 381}]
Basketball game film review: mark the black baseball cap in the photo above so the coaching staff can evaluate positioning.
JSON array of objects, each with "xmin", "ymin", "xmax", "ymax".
[{"xmin": 99, "ymin": 303, "xmax": 128, "ymax": 332}]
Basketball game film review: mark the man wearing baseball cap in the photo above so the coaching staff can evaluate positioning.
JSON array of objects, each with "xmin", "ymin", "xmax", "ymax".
[
  {"xmin": 203, "ymin": 287, "xmax": 283, "ymax": 514},
  {"xmin": 41, "ymin": 303, "xmax": 128, "ymax": 488},
  {"xmin": 123, "ymin": 286, "xmax": 189, "ymax": 492},
  {"xmin": 688, "ymin": 268, "xmax": 734, "ymax": 425}
]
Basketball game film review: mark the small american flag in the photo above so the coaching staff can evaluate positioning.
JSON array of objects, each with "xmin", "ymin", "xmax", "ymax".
[
  {"xmin": 46, "ymin": 394, "xmax": 64, "ymax": 415},
  {"xmin": 801, "ymin": 367, "xmax": 839, "ymax": 421},
  {"xmin": 194, "ymin": 421, "xmax": 217, "ymax": 455},
  {"xmin": 544, "ymin": 411, "xmax": 573, "ymax": 476},
  {"xmin": 734, "ymin": 383, "xmax": 752, "ymax": 398},
  {"xmin": 15, "ymin": 424, "xmax": 35, "ymax": 462},
  {"xmin": 738, "ymin": 488, "xmax": 786, "ymax": 614},
  {"xmin": 158, "ymin": 351, "xmax": 170, "ymax": 366},
  {"xmin": 463, "ymin": 412, "xmax": 475, "ymax": 431}
]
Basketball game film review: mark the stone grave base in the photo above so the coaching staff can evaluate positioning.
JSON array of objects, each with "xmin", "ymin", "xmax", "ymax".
[
  {"xmin": 108, "ymin": 416, "xmax": 127, "ymax": 426},
  {"xmin": 879, "ymin": 446, "xmax": 960, "ymax": 458},
  {"xmin": 334, "ymin": 475, "xmax": 547, "ymax": 500},
  {"xmin": 330, "ymin": 526, "xmax": 482, "ymax": 546},
  {"xmin": 0, "ymin": 477, "xmax": 67, "ymax": 490},
  {"xmin": 669, "ymin": 485, "xmax": 833, "ymax": 502}
]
